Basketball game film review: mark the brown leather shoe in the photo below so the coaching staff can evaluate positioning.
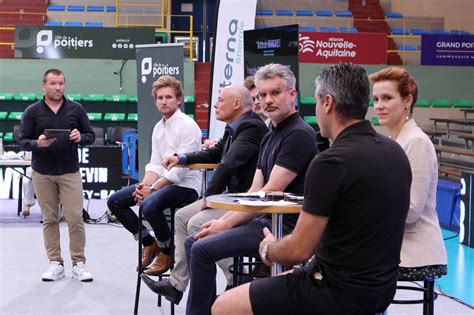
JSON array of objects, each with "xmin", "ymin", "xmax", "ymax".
[
  {"xmin": 144, "ymin": 252, "xmax": 172, "ymax": 276},
  {"xmin": 142, "ymin": 240, "xmax": 159, "ymax": 268}
]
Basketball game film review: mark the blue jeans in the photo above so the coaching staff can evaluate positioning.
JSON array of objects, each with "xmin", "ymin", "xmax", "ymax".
[
  {"xmin": 184, "ymin": 218, "xmax": 270, "ymax": 315},
  {"xmin": 107, "ymin": 184, "xmax": 198, "ymax": 242}
]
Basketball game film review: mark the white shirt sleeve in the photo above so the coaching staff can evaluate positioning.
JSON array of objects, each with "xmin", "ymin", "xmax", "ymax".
[{"xmin": 145, "ymin": 123, "xmax": 165, "ymax": 176}]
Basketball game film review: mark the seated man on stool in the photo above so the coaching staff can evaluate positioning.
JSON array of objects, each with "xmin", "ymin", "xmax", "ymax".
[
  {"xmin": 179, "ymin": 63, "xmax": 317, "ymax": 315},
  {"xmin": 213, "ymin": 63, "xmax": 413, "ymax": 314},
  {"xmin": 141, "ymin": 85, "xmax": 268, "ymax": 303},
  {"xmin": 107, "ymin": 75, "xmax": 202, "ymax": 275}
]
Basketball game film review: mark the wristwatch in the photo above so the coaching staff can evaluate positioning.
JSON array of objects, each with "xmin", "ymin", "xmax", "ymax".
[
  {"xmin": 260, "ymin": 242, "xmax": 270, "ymax": 262},
  {"xmin": 150, "ymin": 186, "xmax": 157, "ymax": 193}
]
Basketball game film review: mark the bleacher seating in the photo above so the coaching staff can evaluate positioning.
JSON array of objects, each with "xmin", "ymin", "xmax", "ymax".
[
  {"xmin": 385, "ymin": 12, "xmax": 403, "ymax": 19},
  {"xmin": 64, "ymin": 22, "xmax": 83, "ymax": 27},
  {"xmin": 87, "ymin": 113, "xmax": 103, "ymax": 121},
  {"xmin": 295, "ymin": 10, "xmax": 313, "ymax": 17},
  {"xmin": 47, "ymin": 5, "xmax": 65, "ymax": 11},
  {"xmin": 391, "ymin": 28, "xmax": 409, "ymax": 35},
  {"xmin": 431, "ymin": 29, "xmax": 450, "ymax": 35},
  {"xmin": 300, "ymin": 26, "xmax": 317, "ymax": 32},
  {"xmin": 87, "ymin": 6, "xmax": 105, "ymax": 13},
  {"xmin": 256, "ymin": 10, "xmax": 273, "ymax": 16},
  {"xmin": 67, "ymin": 5, "xmax": 85, "ymax": 12},
  {"xmin": 315, "ymin": 10, "xmax": 333, "ymax": 17},
  {"xmin": 85, "ymin": 22, "xmax": 103, "ymax": 27},
  {"xmin": 320, "ymin": 27, "xmax": 338, "ymax": 33},
  {"xmin": 45, "ymin": 21, "xmax": 62, "ymax": 26},
  {"xmin": 104, "ymin": 113, "xmax": 126, "ymax": 122},
  {"xmin": 335, "ymin": 11, "xmax": 352, "ymax": 17},
  {"xmin": 275, "ymin": 10, "xmax": 292, "ymax": 16},
  {"xmin": 340, "ymin": 27, "xmax": 358, "ymax": 33}
]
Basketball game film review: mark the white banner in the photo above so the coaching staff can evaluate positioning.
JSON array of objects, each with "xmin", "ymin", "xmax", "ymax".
[{"xmin": 208, "ymin": 0, "xmax": 257, "ymax": 140}]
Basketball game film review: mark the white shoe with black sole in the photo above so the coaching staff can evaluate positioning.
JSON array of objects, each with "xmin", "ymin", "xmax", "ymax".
[
  {"xmin": 72, "ymin": 262, "xmax": 93, "ymax": 282},
  {"xmin": 42, "ymin": 261, "xmax": 65, "ymax": 281}
]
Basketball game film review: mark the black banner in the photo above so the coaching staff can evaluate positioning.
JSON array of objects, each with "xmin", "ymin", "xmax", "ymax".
[
  {"xmin": 135, "ymin": 43, "xmax": 184, "ymax": 178},
  {"xmin": 14, "ymin": 26, "xmax": 155, "ymax": 59},
  {"xmin": 244, "ymin": 24, "xmax": 300, "ymax": 88}
]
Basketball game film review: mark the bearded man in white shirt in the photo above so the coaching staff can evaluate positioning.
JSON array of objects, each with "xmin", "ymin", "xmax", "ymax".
[{"xmin": 107, "ymin": 75, "xmax": 202, "ymax": 275}]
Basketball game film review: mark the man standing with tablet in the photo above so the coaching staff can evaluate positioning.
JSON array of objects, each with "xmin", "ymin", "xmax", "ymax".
[{"xmin": 19, "ymin": 69, "xmax": 95, "ymax": 282}]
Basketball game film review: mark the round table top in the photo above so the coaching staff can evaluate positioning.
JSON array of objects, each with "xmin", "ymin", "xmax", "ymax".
[
  {"xmin": 175, "ymin": 163, "xmax": 218, "ymax": 170},
  {"xmin": 206, "ymin": 194, "xmax": 302, "ymax": 214}
]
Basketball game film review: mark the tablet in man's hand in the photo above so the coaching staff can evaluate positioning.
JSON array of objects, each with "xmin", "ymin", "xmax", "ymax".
[{"xmin": 44, "ymin": 129, "xmax": 70, "ymax": 139}]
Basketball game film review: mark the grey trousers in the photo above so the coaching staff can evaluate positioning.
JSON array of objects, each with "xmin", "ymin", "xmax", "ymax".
[{"xmin": 170, "ymin": 199, "xmax": 232, "ymax": 292}]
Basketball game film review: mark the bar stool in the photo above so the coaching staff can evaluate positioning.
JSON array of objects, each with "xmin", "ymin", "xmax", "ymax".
[
  {"xmin": 134, "ymin": 206, "xmax": 182, "ymax": 315},
  {"xmin": 391, "ymin": 265, "xmax": 447, "ymax": 315}
]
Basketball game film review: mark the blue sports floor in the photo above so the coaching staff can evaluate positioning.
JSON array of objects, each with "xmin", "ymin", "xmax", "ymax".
[{"xmin": 437, "ymin": 230, "xmax": 474, "ymax": 307}]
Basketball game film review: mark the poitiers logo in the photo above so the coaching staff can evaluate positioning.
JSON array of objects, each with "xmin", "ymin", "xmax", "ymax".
[
  {"xmin": 298, "ymin": 34, "xmax": 315, "ymax": 53},
  {"xmin": 141, "ymin": 57, "xmax": 152, "ymax": 83},
  {"xmin": 36, "ymin": 30, "xmax": 52, "ymax": 54},
  {"xmin": 140, "ymin": 57, "xmax": 180, "ymax": 84}
]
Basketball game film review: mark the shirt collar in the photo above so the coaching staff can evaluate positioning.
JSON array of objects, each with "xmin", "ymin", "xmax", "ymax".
[
  {"xmin": 333, "ymin": 120, "xmax": 375, "ymax": 144},
  {"xmin": 162, "ymin": 108, "xmax": 183, "ymax": 125},
  {"xmin": 273, "ymin": 112, "xmax": 300, "ymax": 131}
]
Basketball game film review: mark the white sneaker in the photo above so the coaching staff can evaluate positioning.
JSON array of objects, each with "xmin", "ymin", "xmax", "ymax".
[
  {"xmin": 72, "ymin": 262, "xmax": 93, "ymax": 282},
  {"xmin": 42, "ymin": 261, "xmax": 65, "ymax": 281}
]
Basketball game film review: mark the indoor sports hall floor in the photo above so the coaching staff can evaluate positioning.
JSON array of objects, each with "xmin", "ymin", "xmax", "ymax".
[{"xmin": 1, "ymin": 199, "xmax": 472, "ymax": 315}]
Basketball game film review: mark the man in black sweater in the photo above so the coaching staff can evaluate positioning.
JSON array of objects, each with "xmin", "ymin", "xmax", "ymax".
[
  {"xmin": 141, "ymin": 85, "xmax": 268, "ymax": 302},
  {"xmin": 213, "ymin": 64, "xmax": 412, "ymax": 315},
  {"xmin": 19, "ymin": 69, "xmax": 95, "ymax": 282}
]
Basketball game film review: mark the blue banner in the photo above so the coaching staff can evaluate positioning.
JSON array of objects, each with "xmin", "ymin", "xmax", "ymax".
[{"xmin": 421, "ymin": 34, "xmax": 474, "ymax": 66}]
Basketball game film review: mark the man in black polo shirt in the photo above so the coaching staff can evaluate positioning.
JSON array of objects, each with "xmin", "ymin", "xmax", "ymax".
[
  {"xmin": 181, "ymin": 63, "xmax": 317, "ymax": 315},
  {"xmin": 19, "ymin": 69, "xmax": 95, "ymax": 282},
  {"xmin": 212, "ymin": 63, "xmax": 412, "ymax": 314}
]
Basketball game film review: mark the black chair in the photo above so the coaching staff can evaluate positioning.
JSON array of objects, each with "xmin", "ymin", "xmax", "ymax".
[
  {"xmin": 229, "ymin": 255, "xmax": 269, "ymax": 287},
  {"xmin": 107, "ymin": 126, "xmax": 135, "ymax": 145},
  {"xmin": 91, "ymin": 126, "xmax": 104, "ymax": 146},
  {"xmin": 392, "ymin": 267, "xmax": 446, "ymax": 315}
]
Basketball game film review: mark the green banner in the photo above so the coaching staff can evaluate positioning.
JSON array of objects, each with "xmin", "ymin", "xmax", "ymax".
[
  {"xmin": 135, "ymin": 43, "xmax": 184, "ymax": 178},
  {"xmin": 14, "ymin": 26, "xmax": 155, "ymax": 59}
]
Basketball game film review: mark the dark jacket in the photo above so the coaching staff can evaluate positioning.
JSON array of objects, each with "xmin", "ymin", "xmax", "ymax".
[
  {"xmin": 19, "ymin": 97, "xmax": 95, "ymax": 175},
  {"xmin": 185, "ymin": 111, "xmax": 268, "ymax": 196}
]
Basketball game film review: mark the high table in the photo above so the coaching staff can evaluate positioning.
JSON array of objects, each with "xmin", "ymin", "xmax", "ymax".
[
  {"xmin": 206, "ymin": 193, "xmax": 302, "ymax": 276},
  {"xmin": 0, "ymin": 158, "xmax": 31, "ymax": 215},
  {"xmin": 175, "ymin": 163, "xmax": 218, "ymax": 194}
]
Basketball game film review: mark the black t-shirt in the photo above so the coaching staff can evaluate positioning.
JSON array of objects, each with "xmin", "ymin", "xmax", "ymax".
[
  {"xmin": 303, "ymin": 121, "xmax": 412, "ymax": 312},
  {"xmin": 257, "ymin": 112, "xmax": 317, "ymax": 232}
]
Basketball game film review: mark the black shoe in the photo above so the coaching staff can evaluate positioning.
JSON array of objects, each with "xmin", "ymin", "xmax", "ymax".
[{"xmin": 141, "ymin": 275, "xmax": 183, "ymax": 305}]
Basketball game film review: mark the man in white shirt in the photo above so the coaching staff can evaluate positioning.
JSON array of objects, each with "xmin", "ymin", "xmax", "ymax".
[{"xmin": 107, "ymin": 75, "xmax": 202, "ymax": 275}]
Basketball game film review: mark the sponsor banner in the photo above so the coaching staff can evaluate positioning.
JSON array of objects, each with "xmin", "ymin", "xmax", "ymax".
[
  {"xmin": 208, "ymin": 0, "xmax": 257, "ymax": 140},
  {"xmin": 421, "ymin": 34, "xmax": 474, "ymax": 66},
  {"xmin": 135, "ymin": 44, "xmax": 184, "ymax": 179},
  {"xmin": 298, "ymin": 32, "xmax": 387, "ymax": 64},
  {"xmin": 0, "ymin": 146, "xmax": 122, "ymax": 200},
  {"xmin": 244, "ymin": 24, "xmax": 299, "ymax": 88},
  {"xmin": 14, "ymin": 26, "xmax": 155, "ymax": 59}
]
